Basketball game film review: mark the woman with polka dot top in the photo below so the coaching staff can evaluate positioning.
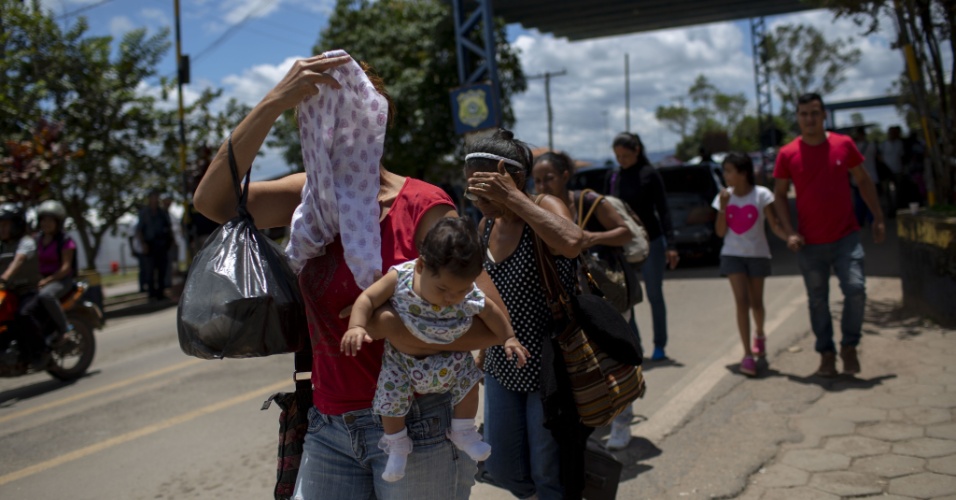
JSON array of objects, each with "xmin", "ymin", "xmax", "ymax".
[{"xmin": 464, "ymin": 129, "xmax": 588, "ymax": 500}]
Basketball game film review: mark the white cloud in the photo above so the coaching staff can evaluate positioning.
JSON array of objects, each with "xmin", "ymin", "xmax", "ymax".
[
  {"xmin": 508, "ymin": 8, "xmax": 911, "ymax": 162},
  {"xmin": 220, "ymin": 0, "xmax": 282, "ymax": 25},
  {"xmin": 140, "ymin": 7, "xmax": 170, "ymax": 27},
  {"xmin": 284, "ymin": 0, "xmax": 336, "ymax": 17},
  {"xmin": 220, "ymin": 56, "xmax": 305, "ymax": 105},
  {"xmin": 109, "ymin": 15, "xmax": 136, "ymax": 38}
]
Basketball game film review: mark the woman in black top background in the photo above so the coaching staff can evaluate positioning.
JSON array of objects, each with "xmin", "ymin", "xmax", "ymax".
[{"xmin": 610, "ymin": 132, "xmax": 679, "ymax": 363}]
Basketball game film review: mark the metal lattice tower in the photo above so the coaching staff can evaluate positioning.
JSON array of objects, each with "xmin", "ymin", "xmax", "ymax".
[
  {"xmin": 750, "ymin": 17, "xmax": 774, "ymax": 152},
  {"xmin": 452, "ymin": 0, "xmax": 501, "ymax": 94}
]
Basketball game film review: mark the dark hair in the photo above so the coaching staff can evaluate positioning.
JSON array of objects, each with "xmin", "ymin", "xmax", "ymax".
[
  {"xmin": 797, "ymin": 92, "xmax": 825, "ymax": 109},
  {"xmin": 611, "ymin": 132, "xmax": 650, "ymax": 168},
  {"xmin": 465, "ymin": 129, "xmax": 534, "ymax": 188},
  {"xmin": 359, "ymin": 60, "xmax": 395, "ymax": 128},
  {"xmin": 534, "ymin": 151, "xmax": 575, "ymax": 175},
  {"xmin": 722, "ymin": 152, "xmax": 755, "ymax": 187},
  {"xmin": 418, "ymin": 217, "xmax": 484, "ymax": 280}
]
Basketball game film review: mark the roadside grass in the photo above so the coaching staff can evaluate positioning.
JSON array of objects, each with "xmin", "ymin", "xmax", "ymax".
[{"xmin": 100, "ymin": 269, "xmax": 141, "ymax": 287}]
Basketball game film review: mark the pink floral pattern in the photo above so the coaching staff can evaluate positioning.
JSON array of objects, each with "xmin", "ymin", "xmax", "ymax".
[{"xmin": 287, "ymin": 49, "xmax": 386, "ymax": 289}]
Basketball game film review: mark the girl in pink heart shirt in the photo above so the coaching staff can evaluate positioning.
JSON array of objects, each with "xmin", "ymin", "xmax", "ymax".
[{"xmin": 712, "ymin": 153, "xmax": 788, "ymax": 377}]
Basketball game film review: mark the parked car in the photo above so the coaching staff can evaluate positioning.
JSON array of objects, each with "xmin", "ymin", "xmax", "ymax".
[
  {"xmin": 567, "ymin": 163, "xmax": 614, "ymax": 194},
  {"xmin": 657, "ymin": 162, "xmax": 725, "ymax": 262}
]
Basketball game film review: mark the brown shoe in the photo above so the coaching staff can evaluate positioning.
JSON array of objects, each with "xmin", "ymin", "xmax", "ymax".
[
  {"xmin": 840, "ymin": 345, "xmax": 861, "ymax": 375},
  {"xmin": 815, "ymin": 352, "xmax": 838, "ymax": 377}
]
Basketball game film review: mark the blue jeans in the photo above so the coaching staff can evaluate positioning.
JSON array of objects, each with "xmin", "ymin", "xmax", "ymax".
[
  {"xmin": 293, "ymin": 393, "xmax": 475, "ymax": 500},
  {"xmin": 638, "ymin": 236, "xmax": 668, "ymax": 349},
  {"xmin": 38, "ymin": 277, "xmax": 73, "ymax": 334},
  {"xmin": 481, "ymin": 374, "xmax": 563, "ymax": 500},
  {"xmin": 797, "ymin": 232, "xmax": 866, "ymax": 354}
]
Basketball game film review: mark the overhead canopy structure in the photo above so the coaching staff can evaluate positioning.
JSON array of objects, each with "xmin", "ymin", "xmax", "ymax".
[
  {"xmin": 487, "ymin": 0, "xmax": 816, "ymax": 40},
  {"xmin": 450, "ymin": 0, "xmax": 821, "ymax": 146}
]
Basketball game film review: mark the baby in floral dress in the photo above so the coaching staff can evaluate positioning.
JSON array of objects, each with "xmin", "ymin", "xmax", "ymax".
[{"xmin": 342, "ymin": 217, "xmax": 527, "ymax": 482}]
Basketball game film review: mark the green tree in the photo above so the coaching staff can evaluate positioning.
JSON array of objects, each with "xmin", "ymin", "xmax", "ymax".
[
  {"xmin": 655, "ymin": 103, "xmax": 691, "ymax": 139},
  {"xmin": 656, "ymin": 75, "xmax": 748, "ymax": 160},
  {"xmin": 760, "ymin": 23, "xmax": 862, "ymax": 117},
  {"xmin": 156, "ymin": 86, "xmax": 253, "ymax": 191},
  {"xmin": 821, "ymin": 0, "xmax": 954, "ymax": 204},
  {"xmin": 1, "ymin": 0, "xmax": 172, "ymax": 269},
  {"xmin": 267, "ymin": 0, "xmax": 526, "ymax": 180}
]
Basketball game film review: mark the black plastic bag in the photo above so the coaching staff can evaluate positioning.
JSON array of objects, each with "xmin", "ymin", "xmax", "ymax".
[{"xmin": 177, "ymin": 138, "xmax": 307, "ymax": 359}]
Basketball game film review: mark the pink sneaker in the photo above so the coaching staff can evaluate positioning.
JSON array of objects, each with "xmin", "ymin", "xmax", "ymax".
[
  {"xmin": 752, "ymin": 336, "xmax": 766, "ymax": 358},
  {"xmin": 740, "ymin": 356, "xmax": 757, "ymax": 377}
]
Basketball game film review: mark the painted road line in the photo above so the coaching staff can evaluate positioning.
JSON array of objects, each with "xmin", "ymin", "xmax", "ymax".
[
  {"xmin": 0, "ymin": 379, "xmax": 289, "ymax": 487},
  {"xmin": 0, "ymin": 359, "xmax": 203, "ymax": 425},
  {"xmin": 638, "ymin": 286, "xmax": 806, "ymax": 443}
]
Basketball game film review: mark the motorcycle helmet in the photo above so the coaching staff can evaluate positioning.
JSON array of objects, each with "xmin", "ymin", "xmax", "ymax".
[
  {"xmin": 0, "ymin": 203, "xmax": 27, "ymax": 239},
  {"xmin": 36, "ymin": 199, "xmax": 67, "ymax": 223}
]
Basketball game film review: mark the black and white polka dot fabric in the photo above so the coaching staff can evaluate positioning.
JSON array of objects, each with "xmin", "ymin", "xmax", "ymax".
[{"xmin": 481, "ymin": 220, "xmax": 576, "ymax": 393}]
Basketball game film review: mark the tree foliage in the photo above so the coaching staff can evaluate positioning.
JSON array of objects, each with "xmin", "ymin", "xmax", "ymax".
[
  {"xmin": 265, "ymin": 0, "xmax": 527, "ymax": 180},
  {"xmin": 760, "ymin": 23, "xmax": 862, "ymax": 116},
  {"xmin": 820, "ymin": 0, "xmax": 955, "ymax": 204},
  {"xmin": 655, "ymin": 75, "xmax": 753, "ymax": 159}
]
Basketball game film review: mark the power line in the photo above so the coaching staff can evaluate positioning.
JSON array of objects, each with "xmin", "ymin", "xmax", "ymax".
[
  {"xmin": 54, "ymin": 0, "xmax": 116, "ymax": 19},
  {"xmin": 192, "ymin": 0, "xmax": 277, "ymax": 63}
]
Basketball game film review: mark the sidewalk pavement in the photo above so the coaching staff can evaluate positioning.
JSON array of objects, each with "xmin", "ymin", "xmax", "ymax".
[{"xmin": 609, "ymin": 276, "xmax": 956, "ymax": 499}]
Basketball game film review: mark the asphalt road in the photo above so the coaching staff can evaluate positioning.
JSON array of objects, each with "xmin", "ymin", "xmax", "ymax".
[
  {"xmin": 0, "ymin": 307, "xmax": 293, "ymax": 499},
  {"xmin": 0, "ymin": 219, "xmax": 898, "ymax": 499}
]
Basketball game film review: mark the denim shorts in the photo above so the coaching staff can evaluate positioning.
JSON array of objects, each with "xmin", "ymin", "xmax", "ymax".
[{"xmin": 720, "ymin": 255, "xmax": 772, "ymax": 277}]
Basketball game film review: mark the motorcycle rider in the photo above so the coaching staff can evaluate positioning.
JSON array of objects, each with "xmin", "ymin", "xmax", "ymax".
[
  {"xmin": 34, "ymin": 200, "xmax": 76, "ymax": 339},
  {"xmin": 0, "ymin": 203, "xmax": 48, "ymax": 368}
]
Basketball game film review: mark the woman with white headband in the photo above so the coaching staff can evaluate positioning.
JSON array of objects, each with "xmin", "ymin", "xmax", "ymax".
[
  {"xmin": 195, "ymin": 52, "xmax": 507, "ymax": 500},
  {"xmin": 464, "ymin": 129, "xmax": 588, "ymax": 500}
]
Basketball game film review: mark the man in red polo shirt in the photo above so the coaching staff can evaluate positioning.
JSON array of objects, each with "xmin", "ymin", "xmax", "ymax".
[{"xmin": 773, "ymin": 93, "xmax": 885, "ymax": 377}]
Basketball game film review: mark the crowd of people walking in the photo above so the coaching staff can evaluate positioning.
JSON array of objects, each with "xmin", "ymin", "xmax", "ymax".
[{"xmin": 182, "ymin": 47, "xmax": 891, "ymax": 499}]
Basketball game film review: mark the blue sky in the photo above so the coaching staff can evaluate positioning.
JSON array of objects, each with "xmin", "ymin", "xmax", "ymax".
[{"xmin": 40, "ymin": 0, "xmax": 918, "ymax": 180}]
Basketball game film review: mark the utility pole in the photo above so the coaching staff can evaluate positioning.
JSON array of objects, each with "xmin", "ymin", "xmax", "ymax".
[
  {"xmin": 625, "ymin": 53, "xmax": 630, "ymax": 133},
  {"xmin": 174, "ymin": 0, "xmax": 191, "ymax": 252},
  {"xmin": 527, "ymin": 69, "xmax": 567, "ymax": 151}
]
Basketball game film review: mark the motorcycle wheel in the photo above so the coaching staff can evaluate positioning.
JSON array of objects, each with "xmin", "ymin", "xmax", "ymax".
[{"xmin": 46, "ymin": 318, "xmax": 96, "ymax": 381}]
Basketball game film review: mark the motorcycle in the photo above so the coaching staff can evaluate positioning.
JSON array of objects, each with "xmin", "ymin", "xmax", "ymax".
[{"xmin": 0, "ymin": 281, "xmax": 100, "ymax": 381}]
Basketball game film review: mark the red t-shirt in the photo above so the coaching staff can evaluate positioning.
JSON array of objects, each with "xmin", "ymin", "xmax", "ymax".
[
  {"xmin": 773, "ymin": 132, "xmax": 863, "ymax": 245},
  {"xmin": 298, "ymin": 177, "xmax": 455, "ymax": 415}
]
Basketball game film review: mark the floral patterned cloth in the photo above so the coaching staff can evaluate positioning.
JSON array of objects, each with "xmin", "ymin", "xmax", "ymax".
[
  {"xmin": 373, "ymin": 343, "xmax": 482, "ymax": 417},
  {"xmin": 287, "ymin": 49, "xmax": 387, "ymax": 289},
  {"xmin": 389, "ymin": 260, "xmax": 485, "ymax": 344},
  {"xmin": 371, "ymin": 259, "xmax": 485, "ymax": 418}
]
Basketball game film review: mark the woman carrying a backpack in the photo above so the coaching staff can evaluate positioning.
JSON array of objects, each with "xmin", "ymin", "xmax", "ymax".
[{"xmin": 35, "ymin": 200, "xmax": 76, "ymax": 338}]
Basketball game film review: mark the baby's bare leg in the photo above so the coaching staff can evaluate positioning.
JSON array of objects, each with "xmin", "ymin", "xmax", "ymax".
[
  {"xmin": 382, "ymin": 415, "xmax": 406, "ymax": 435},
  {"xmin": 453, "ymin": 385, "xmax": 480, "ymax": 420}
]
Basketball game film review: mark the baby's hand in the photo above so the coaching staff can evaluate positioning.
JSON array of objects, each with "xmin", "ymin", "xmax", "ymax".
[
  {"xmin": 341, "ymin": 326, "xmax": 373, "ymax": 356},
  {"xmin": 503, "ymin": 337, "xmax": 529, "ymax": 368}
]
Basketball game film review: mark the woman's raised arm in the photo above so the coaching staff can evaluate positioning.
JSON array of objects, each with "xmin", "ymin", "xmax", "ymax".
[{"xmin": 194, "ymin": 53, "xmax": 350, "ymax": 227}]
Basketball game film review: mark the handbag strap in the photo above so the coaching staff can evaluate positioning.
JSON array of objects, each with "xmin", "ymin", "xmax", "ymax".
[
  {"xmin": 577, "ymin": 189, "xmax": 605, "ymax": 229},
  {"xmin": 530, "ymin": 195, "xmax": 574, "ymax": 319},
  {"xmin": 226, "ymin": 136, "xmax": 253, "ymax": 222}
]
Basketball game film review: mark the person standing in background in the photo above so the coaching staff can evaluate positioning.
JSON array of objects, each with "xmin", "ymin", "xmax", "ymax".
[
  {"xmin": 609, "ymin": 132, "xmax": 679, "ymax": 362},
  {"xmin": 136, "ymin": 189, "xmax": 172, "ymax": 301},
  {"xmin": 880, "ymin": 125, "xmax": 905, "ymax": 213},
  {"xmin": 161, "ymin": 196, "xmax": 178, "ymax": 289},
  {"xmin": 851, "ymin": 126, "xmax": 880, "ymax": 226}
]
